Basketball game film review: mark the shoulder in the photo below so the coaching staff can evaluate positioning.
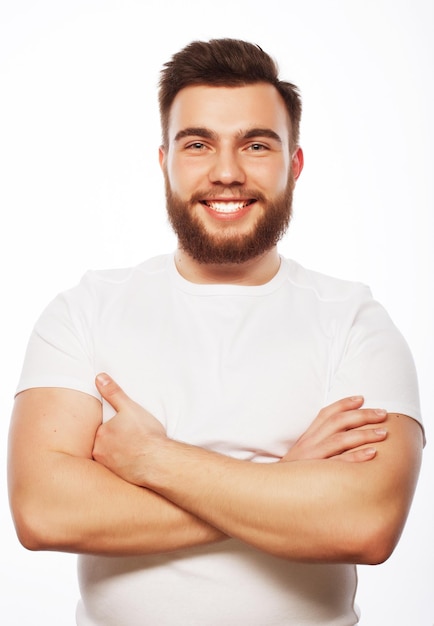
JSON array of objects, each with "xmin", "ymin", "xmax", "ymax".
[
  {"xmin": 280, "ymin": 258, "xmax": 406, "ymax": 351},
  {"xmin": 83, "ymin": 254, "xmax": 171, "ymax": 287},
  {"xmin": 59, "ymin": 254, "xmax": 172, "ymax": 302},
  {"xmin": 34, "ymin": 254, "xmax": 172, "ymax": 330},
  {"xmin": 282, "ymin": 258, "xmax": 372, "ymax": 304}
]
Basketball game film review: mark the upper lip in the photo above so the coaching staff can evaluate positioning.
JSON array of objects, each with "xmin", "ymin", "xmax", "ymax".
[{"xmin": 200, "ymin": 198, "xmax": 256, "ymax": 206}]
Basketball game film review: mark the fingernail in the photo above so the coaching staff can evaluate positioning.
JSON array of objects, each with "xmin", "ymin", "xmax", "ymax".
[
  {"xmin": 96, "ymin": 373, "xmax": 110, "ymax": 386},
  {"xmin": 350, "ymin": 395, "xmax": 364, "ymax": 402},
  {"xmin": 374, "ymin": 428, "xmax": 387, "ymax": 435},
  {"xmin": 363, "ymin": 448, "xmax": 377, "ymax": 457},
  {"xmin": 374, "ymin": 409, "xmax": 387, "ymax": 416}
]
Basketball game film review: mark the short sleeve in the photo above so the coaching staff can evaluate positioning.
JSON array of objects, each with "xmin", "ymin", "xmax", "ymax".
[
  {"xmin": 16, "ymin": 275, "xmax": 99, "ymax": 400},
  {"xmin": 327, "ymin": 293, "xmax": 423, "ymax": 437}
]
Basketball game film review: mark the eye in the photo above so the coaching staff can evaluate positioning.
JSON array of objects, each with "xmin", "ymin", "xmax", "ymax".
[
  {"xmin": 185, "ymin": 142, "xmax": 207, "ymax": 151},
  {"xmin": 247, "ymin": 143, "xmax": 268, "ymax": 152}
]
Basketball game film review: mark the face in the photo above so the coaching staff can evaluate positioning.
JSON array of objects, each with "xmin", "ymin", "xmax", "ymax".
[{"xmin": 160, "ymin": 83, "xmax": 303, "ymax": 264}]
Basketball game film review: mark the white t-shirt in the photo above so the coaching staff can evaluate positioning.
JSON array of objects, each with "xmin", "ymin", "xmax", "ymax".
[{"xmin": 17, "ymin": 254, "xmax": 422, "ymax": 626}]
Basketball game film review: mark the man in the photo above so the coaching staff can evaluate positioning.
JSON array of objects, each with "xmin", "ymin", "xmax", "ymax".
[{"xmin": 8, "ymin": 39, "xmax": 423, "ymax": 625}]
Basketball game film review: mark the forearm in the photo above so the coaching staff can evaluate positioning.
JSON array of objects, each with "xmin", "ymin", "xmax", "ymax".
[
  {"xmin": 90, "ymin": 378, "xmax": 422, "ymax": 564},
  {"xmin": 138, "ymin": 439, "xmax": 368, "ymax": 561},
  {"xmin": 10, "ymin": 451, "xmax": 226, "ymax": 556},
  {"xmin": 139, "ymin": 418, "xmax": 421, "ymax": 564},
  {"xmin": 9, "ymin": 387, "xmax": 227, "ymax": 556}
]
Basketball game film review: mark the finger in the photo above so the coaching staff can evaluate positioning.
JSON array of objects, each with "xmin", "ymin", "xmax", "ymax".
[
  {"xmin": 282, "ymin": 426, "xmax": 388, "ymax": 462},
  {"xmin": 95, "ymin": 373, "xmax": 131, "ymax": 412},
  {"xmin": 322, "ymin": 395, "xmax": 365, "ymax": 414},
  {"xmin": 314, "ymin": 396, "xmax": 365, "ymax": 428},
  {"xmin": 293, "ymin": 427, "xmax": 388, "ymax": 460},
  {"xmin": 309, "ymin": 407, "xmax": 387, "ymax": 443},
  {"xmin": 335, "ymin": 447, "xmax": 378, "ymax": 463},
  {"xmin": 322, "ymin": 426, "xmax": 388, "ymax": 458},
  {"xmin": 332, "ymin": 408, "xmax": 388, "ymax": 433}
]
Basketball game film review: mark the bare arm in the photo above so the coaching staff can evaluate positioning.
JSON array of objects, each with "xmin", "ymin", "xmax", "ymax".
[
  {"xmin": 8, "ymin": 387, "xmax": 225, "ymax": 555},
  {"xmin": 141, "ymin": 416, "xmax": 422, "ymax": 563},
  {"xmin": 93, "ymin": 375, "xmax": 422, "ymax": 564},
  {"xmin": 8, "ymin": 381, "xmax": 395, "ymax": 557}
]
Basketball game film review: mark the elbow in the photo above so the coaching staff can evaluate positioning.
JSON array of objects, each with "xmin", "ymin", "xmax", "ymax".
[
  {"xmin": 15, "ymin": 526, "xmax": 46, "ymax": 552},
  {"xmin": 355, "ymin": 537, "xmax": 396, "ymax": 566},
  {"xmin": 348, "ymin": 515, "xmax": 404, "ymax": 565},
  {"xmin": 12, "ymin": 513, "xmax": 49, "ymax": 552},
  {"xmin": 10, "ymin": 496, "xmax": 60, "ymax": 552}
]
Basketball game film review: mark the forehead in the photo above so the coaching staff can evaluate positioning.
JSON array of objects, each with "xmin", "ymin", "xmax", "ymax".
[{"xmin": 167, "ymin": 83, "xmax": 291, "ymax": 142}]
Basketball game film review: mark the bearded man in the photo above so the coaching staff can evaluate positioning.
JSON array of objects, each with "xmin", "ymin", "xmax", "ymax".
[{"xmin": 8, "ymin": 39, "xmax": 423, "ymax": 626}]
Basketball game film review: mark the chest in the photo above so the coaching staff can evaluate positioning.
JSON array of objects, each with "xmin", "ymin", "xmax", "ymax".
[{"xmin": 94, "ymin": 289, "xmax": 337, "ymax": 460}]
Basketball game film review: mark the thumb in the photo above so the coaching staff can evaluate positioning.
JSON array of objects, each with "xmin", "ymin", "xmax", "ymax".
[{"xmin": 95, "ymin": 373, "xmax": 130, "ymax": 412}]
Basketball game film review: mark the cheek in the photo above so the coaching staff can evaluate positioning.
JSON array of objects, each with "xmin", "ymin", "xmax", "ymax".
[
  {"xmin": 251, "ymin": 163, "xmax": 289, "ymax": 193},
  {"xmin": 274, "ymin": 169, "xmax": 291, "ymax": 192},
  {"xmin": 166, "ymin": 159, "xmax": 208, "ymax": 197}
]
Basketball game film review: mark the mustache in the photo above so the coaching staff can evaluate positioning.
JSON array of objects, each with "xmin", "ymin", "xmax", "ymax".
[{"xmin": 189, "ymin": 188, "xmax": 267, "ymax": 203}]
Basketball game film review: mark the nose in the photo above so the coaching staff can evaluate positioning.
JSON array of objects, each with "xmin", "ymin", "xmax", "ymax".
[{"xmin": 208, "ymin": 147, "xmax": 246, "ymax": 186}]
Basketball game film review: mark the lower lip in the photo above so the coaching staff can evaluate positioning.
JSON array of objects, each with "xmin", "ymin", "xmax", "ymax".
[{"xmin": 201, "ymin": 202, "xmax": 255, "ymax": 221}]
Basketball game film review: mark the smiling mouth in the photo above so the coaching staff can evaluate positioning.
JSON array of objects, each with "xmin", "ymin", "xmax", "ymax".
[{"xmin": 200, "ymin": 199, "xmax": 256, "ymax": 214}]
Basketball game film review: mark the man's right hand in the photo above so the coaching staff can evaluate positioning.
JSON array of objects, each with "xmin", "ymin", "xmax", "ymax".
[{"xmin": 282, "ymin": 396, "xmax": 388, "ymax": 463}]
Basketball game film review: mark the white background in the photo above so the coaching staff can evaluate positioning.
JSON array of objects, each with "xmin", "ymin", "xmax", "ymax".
[{"xmin": 1, "ymin": 1, "xmax": 433, "ymax": 624}]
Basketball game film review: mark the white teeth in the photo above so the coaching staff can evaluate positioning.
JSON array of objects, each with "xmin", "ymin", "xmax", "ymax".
[{"xmin": 206, "ymin": 201, "xmax": 248, "ymax": 213}]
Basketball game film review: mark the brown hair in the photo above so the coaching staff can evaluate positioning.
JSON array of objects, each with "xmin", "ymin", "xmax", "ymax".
[{"xmin": 159, "ymin": 38, "xmax": 302, "ymax": 149}]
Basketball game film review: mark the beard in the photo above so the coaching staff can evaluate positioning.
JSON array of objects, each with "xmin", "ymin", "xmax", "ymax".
[{"xmin": 164, "ymin": 173, "xmax": 295, "ymax": 265}]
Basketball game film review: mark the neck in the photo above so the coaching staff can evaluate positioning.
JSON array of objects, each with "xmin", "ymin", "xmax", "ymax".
[{"xmin": 174, "ymin": 247, "xmax": 281, "ymax": 286}]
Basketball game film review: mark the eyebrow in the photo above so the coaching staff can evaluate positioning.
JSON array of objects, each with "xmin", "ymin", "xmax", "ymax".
[
  {"xmin": 174, "ymin": 127, "xmax": 217, "ymax": 142},
  {"xmin": 174, "ymin": 127, "xmax": 283, "ymax": 144},
  {"xmin": 241, "ymin": 128, "xmax": 283, "ymax": 144}
]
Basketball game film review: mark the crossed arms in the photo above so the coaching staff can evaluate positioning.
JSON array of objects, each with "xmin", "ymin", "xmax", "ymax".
[{"xmin": 8, "ymin": 374, "xmax": 422, "ymax": 564}]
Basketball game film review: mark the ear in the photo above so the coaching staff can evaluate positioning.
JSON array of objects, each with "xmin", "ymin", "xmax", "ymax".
[
  {"xmin": 291, "ymin": 147, "xmax": 304, "ymax": 180},
  {"xmin": 158, "ymin": 145, "xmax": 166, "ymax": 170}
]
